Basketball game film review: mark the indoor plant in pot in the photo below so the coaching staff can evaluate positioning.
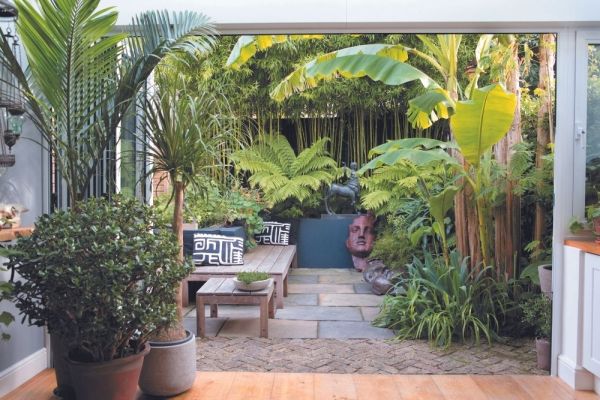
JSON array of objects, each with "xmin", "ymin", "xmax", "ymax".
[
  {"xmin": 521, "ymin": 294, "xmax": 552, "ymax": 370},
  {"xmin": 7, "ymin": 196, "xmax": 190, "ymax": 400},
  {"xmin": 138, "ymin": 60, "xmax": 241, "ymax": 397}
]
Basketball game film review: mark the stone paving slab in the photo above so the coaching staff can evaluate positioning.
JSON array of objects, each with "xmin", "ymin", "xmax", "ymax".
[
  {"xmin": 289, "ymin": 283, "xmax": 355, "ymax": 294},
  {"xmin": 184, "ymin": 316, "xmax": 225, "ymax": 337},
  {"xmin": 318, "ymin": 321, "xmax": 395, "ymax": 339},
  {"xmin": 360, "ymin": 307, "xmax": 381, "ymax": 322},
  {"xmin": 288, "ymin": 275, "xmax": 319, "ymax": 284},
  {"xmin": 196, "ymin": 337, "xmax": 547, "ymax": 375},
  {"xmin": 283, "ymin": 293, "xmax": 318, "ymax": 306},
  {"xmin": 318, "ymin": 274, "xmax": 365, "ymax": 284},
  {"xmin": 290, "ymin": 268, "xmax": 355, "ymax": 276},
  {"xmin": 274, "ymin": 306, "xmax": 363, "ymax": 321},
  {"xmin": 354, "ymin": 282, "xmax": 373, "ymax": 294},
  {"xmin": 319, "ymin": 293, "xmax": 383, "ymax": 307},
  {"xmin": 218, "ymin": 318, "xmax": 318, "ymax": 339}
]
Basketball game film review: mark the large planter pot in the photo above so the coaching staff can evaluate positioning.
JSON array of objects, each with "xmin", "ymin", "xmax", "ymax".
[
  {"xmin": 538, "ymin": 264, "xmax": 552, "ymax": 297},
  {"xmin": 139, "ymin": 330, "xmax": 196, "ymax": 397},
  {"xmin": 297, "ymin": 215, "xmax": 354, "ymax": 268},
  {"xmin": 535, "ymin": 338, "xmax": 551, "ymax": 370},
  {"xmin": 50, "ymin": 333, "xmax": 74, "ymax": 399},
  {"xmin": 67, "ymin": 345, "xmax": 150, "ymax": 400}
]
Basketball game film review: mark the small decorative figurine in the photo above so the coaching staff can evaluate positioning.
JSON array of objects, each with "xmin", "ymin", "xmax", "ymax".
[{"xmin": 324, "ymin": 161, "xmax": 360, "ymax": 215}]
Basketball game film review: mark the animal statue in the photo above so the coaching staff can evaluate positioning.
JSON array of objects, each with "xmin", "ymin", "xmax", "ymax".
[
  {"xmin": 324, "ymin": 162, "xmax": 360, "ymax": 215},
  {"xmin": 0, "ymin": 204, "xmax": 28, "ymax": 229}
]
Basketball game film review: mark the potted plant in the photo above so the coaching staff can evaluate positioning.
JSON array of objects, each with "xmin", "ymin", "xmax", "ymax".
[
  {"xmin": 138, "ymin": 64, "xmax": 240, "ymax": 396},
  {"xmin": 234, "ymin": 271, "xmax": 271, "ymax": 291},
  {"xmin": 587, "ymin": 204, "xmax": 600, "ymax": 242},
  {"xmin": 0, "ymin": 262, "xmax": 14, "ymax": 341},
  {"xmin": 521, "ymin": 294, "xmax": 552, "ymax": 370},
  {"xmin": 7, "ymin": 196, "xmax": 189, "ymax": 400}
]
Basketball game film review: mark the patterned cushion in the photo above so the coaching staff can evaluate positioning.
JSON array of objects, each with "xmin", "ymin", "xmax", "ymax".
[
  {"xmin": 255, "ymin": 221, "xmax": 291, "ymax": 246},
  {"xmin": 192, "ymin": 234, "xmax": 244, "ymax": 266}
]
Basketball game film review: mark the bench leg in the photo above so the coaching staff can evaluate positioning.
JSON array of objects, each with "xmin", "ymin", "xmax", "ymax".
[
  {"xmin": 268, "ymin": 293, "xmax": 275, "ymax": 319},
  {"xmin": 259, "ymin": 297, "xmax": 269, "ymax": 338},
  {"xmin": 274, "ymin": 276, "xmax": 284, "ymax": 309},
  {"xmin": 283, "ymin": 275, "xmax": 288, "ymax": 297},
  {"xmin": 196, "ymin": 297, "xmax": 206, "ymax": 338},
  {"xmin": 210, "ymin": 304, "xmax": 218, "ymax": 318},
  {"xmin": 182, "ymin": 279, "xmax": 189, "ymax": 307}
]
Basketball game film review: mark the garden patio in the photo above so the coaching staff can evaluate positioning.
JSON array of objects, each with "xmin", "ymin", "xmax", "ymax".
[{"xmin": 0, "ymin": 0, "xmax": 600, "ymax": 399}]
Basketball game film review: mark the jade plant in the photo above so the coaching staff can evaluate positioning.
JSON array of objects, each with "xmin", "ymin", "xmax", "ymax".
[{"xmin": 7, "ymin": 196, "xmax": 191, "ymax": 362}]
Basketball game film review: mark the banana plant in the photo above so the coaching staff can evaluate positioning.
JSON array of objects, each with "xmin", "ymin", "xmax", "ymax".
[
  {"xmin": 0, "ymin": 0, "xmax": 216, "ymax": 205},
  {"xmin": 361, "ymin": 84, "xmax": 517, "ymax": 266}
]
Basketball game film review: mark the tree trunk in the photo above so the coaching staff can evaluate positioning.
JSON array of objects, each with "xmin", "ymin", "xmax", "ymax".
[
  {"xmin": 155, "ymin": 180, "xmax": 187, "ymax": 341},
  {"xmin": 534, "ymin": 34, "xmax": 556, "ymax": 256},
  {"xmin": 494, "ymin": 40, "xmax": 523, "ymax": 278}
]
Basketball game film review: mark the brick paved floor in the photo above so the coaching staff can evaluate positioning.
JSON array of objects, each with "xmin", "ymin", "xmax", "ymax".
[
  {"xmin": 196, "ymin": 337, "xmax": 547, "ymax": 375},
  {"xmin": 186, "ymin": 268, "xmax": 547, "ymax": 375}
]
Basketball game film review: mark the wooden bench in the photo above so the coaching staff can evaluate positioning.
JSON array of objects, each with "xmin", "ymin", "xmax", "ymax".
[
  {"xmin": 196, "ymin": 277, "xmax": 275, "ymax": 338},
  {"xmin": 182, "ymin": 244, "xmax": 297, "ymax": 309}
]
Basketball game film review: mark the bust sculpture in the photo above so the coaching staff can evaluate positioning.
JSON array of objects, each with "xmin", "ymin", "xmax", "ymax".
[{"xmin": 345, "ymin": 213, "xmax": 376, "ymax": 271}]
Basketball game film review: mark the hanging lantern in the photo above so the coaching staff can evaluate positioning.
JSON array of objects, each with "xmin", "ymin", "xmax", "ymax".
[
  {"xmin": 0, "ymin": 0, "xmax": 17, "ymax": 19},
  {"xmin": 0, "ymin": 0, "xmax": 21, "ymax": 169}
]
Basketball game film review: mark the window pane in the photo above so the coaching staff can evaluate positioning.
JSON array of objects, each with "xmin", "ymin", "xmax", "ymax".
[{"xmin": 586, "ymin": 44, "xmax": 600, "ymax": 206}]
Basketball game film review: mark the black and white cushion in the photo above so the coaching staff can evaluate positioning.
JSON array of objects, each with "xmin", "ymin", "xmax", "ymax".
[
  {"xmin": 192, "ymin": 233, "xmax": 244, "ymax": 266},
  {"xmin": 255, "ymin": 221, "xmax": 291, "ymax": 245}
]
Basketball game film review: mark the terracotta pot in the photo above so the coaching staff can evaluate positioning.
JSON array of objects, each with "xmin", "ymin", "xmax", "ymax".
[
  {"xmin": 535, "ymin": 338, "xmax": 551, "ymax": 371},
  {"xmin": 67, "ymin": 345, "xmax": 149, "ymax": 400},
  {"xmin": 538, "ymin": 264, "xmax": 552, "ymax": 297},
  {"xmin": 50, "ymin": 334, "xmax": 74, "ymax": 400},
  {"xmin": 139, "ymin": 330, "xmax": 196, "ymax": 397}
]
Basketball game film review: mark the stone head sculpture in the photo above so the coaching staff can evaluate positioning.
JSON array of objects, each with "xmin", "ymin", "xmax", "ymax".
[{"xmin": 345, "ymin": 214, "xmax": 376, "ymax": 271}]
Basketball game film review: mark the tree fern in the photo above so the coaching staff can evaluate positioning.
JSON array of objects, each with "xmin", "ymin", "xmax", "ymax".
[{"xmin": 231, "ymin": 134, "xmax": 337, "ymax": 207}]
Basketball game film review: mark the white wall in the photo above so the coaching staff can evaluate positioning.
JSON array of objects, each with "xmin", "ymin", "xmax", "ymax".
[{"xmin": 103, "ymin": 0, "xmax": 600, "ymax": 27}]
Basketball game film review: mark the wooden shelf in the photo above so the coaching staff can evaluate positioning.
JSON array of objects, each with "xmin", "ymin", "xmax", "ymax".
[
  {"xmin": 0, "ymin": 226, "xmax": 34, "ymax": 242},
  {"xmin": 565, "ymin": 238, "xmax": 600, "ymax": 256}
]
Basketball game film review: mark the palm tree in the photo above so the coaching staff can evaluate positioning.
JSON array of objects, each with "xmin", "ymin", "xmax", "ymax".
[
  {"xmin": 141, "ymin": 74, "xmax": 242, "ymax": 340},
  {"xmin": 0, "ymin": 0, "xmax": 216, "ymax": 206}
]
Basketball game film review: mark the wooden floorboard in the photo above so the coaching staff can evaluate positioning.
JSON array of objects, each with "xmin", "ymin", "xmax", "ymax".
[{"xmin": 2, "ymin": 369, "xmax": 599, "ymax": 400}]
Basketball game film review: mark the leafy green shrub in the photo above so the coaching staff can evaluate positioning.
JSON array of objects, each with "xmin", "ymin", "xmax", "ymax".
[
  {"xmin": 7, "ymin": 196, "xmax": 191, "ymax": 362},
  {"xmin": 236, "ymin": 271, "xmax": 270, "ymax": 284},
  {"xmin": 374, "ymin": 251, "xmax": 507, "ymax": 348},
  {"xmin": 0, "ymin": 263, "xmax": 14, "ymax": 341},
  {"xmin": 521, "ymin": 295, "xmax": 552, "ymax": 338},
  {"xmin": 369, "ymin": 227, "xmax": 412, "ymax": 271},
  {"xmin": 231, "ymin": 134, "xmax": 337, "ymax": 218}
]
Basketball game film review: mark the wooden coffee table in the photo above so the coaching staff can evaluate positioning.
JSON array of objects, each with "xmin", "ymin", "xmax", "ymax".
[{"xmin": 196, "ymin": 277, "xmax": 275, "ymax": 338}]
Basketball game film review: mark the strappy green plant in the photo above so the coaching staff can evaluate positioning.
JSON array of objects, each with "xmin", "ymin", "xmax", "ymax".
[
  {"xmin": 375, "ymin": 251, "xmax": 507, "ymax": 348},
  {"xmin": 231, "ymin": 134, "xmax": 337, "ymax": 215}
]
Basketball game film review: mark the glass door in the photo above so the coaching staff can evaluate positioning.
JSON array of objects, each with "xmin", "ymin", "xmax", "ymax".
[{"xmin": 575, "ymin": 32, "xmax": 600, "ymax": 217}]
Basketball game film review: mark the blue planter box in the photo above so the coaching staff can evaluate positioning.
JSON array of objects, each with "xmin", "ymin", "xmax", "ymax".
[{"xmin": 296, "ymin": 215, "xmax": 355, "ymax": 268}]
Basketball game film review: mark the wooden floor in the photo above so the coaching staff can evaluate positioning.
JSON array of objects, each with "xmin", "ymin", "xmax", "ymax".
[{"xmin": 2, "ymin": 369, "xmax": 599, "ymax": 400}]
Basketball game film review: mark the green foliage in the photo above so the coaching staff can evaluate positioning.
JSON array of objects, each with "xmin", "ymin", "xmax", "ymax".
[
  {"xmin": 0, "ymin": 257, "xmax": 15, "ymax": 341},
  {"xmin": 236, "ymin": 271, "xmax": 270, "ymax": 284},
  {"xmin": 154, "ymin": 183, "xmax": 266, "ymax": 249},
  {"xmin": 1, "ymin": 0, "xmax": 215, "ymax": 203},
  {"xmin": 521, "ymin": 295, "xmax": 552, "ymax": 338},
  {"xmin": 374, "ymin": 252, "xmax": 507, "ymax": 348},
  {"xmin": 7, "ymin": 196, "xmax": 191, "ymax": 362},
  {"xmin": 231, "ymin": 134, "xmax": 337, "ymax": 216},
  {"xmin": 369, "ymin": 222, "xmax": 413, "ymax": 271}
]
